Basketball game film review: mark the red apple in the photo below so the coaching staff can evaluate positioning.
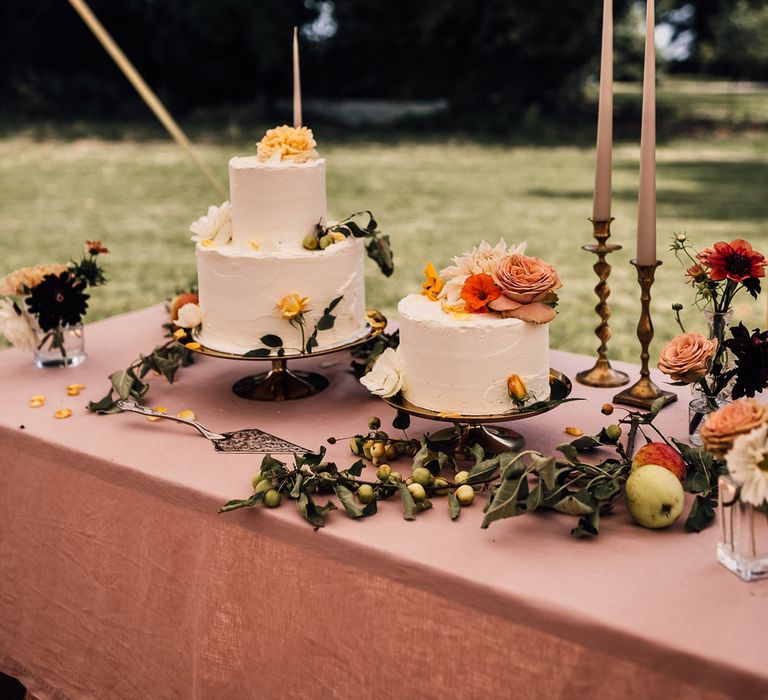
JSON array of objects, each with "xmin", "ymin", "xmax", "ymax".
[
  {"xmin": 169, "ymin": 292, "xmax": 198, "ymax": 321},
  {"xmin": 631, "ymin": 442, "xmax": 686, "ymax": 481}
]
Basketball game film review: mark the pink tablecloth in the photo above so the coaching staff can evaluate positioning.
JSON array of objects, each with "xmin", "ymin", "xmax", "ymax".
[{"xmin": 1, "ymin": 306, "xmax": 766, "ymax": 700}]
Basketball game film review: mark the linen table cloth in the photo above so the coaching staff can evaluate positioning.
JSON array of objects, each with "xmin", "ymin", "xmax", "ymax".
[{"xmin": 1, "ymin": 306, "xmax": 766, "ymax": 699}]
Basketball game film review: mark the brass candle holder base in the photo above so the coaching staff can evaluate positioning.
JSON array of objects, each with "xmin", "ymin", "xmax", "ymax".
[
  {"xmin": 576, "ymin": 218, "xmax": 629, "ymax": 388},
  {"xmin": 613, "ymin": 259, "xmax": 677, "ymax": 410}
]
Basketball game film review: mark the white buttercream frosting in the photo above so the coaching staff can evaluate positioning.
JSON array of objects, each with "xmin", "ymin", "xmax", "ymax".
[
  {"xmin": 397, "ymin": 294, "xmax": 550, "ymax": 415},
  {"xmin": 228, "ymin": 156, "xmax": 326, "ymax": 250},
  {"xmin": 196, "ymin": 237, "xmax": 367, "ymax": 355}
]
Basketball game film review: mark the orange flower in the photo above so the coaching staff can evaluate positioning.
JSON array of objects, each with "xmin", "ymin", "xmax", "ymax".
[
  {"xmin": 85, "ymin": 241, "xmax": 109, "ymax": 255},
  {"xmin": 421, "ymin": 262, "xmax": 444, "ymax": 301},
  {"xmin": 460, "ymin": 274, "xmax": 501, "ymax": 312},
  {"xmin": 701, "ymin": 240, "xmax": 766, "ymax": 282}
]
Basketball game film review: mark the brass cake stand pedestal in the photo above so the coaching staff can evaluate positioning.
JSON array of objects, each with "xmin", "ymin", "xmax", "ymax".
[
  {"xmin": 382, "ymin": 369, "xmax": 573, "ymax": 455},
  {"xmin": 184, "ymin": 311, "xmax": 386, "ymax": 402}
]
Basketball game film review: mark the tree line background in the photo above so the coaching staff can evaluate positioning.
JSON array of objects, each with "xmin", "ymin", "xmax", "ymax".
[{"xmin": 1, "ymin": 0, "xmax": 767, "ymax": 123}]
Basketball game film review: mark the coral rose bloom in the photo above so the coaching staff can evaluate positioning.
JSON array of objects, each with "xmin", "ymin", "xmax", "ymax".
[
  {"xmin": 657, "ymin": 332, "xmax": 717, "ymax": 383},
  {"xmin": 700, "ymin": 398, "xmax": 768, "ymax": 455},
  {"xmin": 460, "ymin": 273, "xmax": 501, "ymax": 312},
  {"xmin": 494, "ymin": 254, "xmax": 562, "ymax": 304},
  {"xmin": 702, "ymin": 239, "xmax": 766, "ymax": 282}
]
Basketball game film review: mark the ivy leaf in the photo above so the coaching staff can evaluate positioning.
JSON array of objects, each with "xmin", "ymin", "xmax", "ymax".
[
  {"xmin": 448, "ymin": 492, "xmax": 461, "ymax": 520},
  {"xmin": 260, "ymin": 334, "xmax": 283, "ymax": 348},
  {"xmin": 325, "ymin": 296, "xmax": 343, "ymax": 314},
  {"xmin": 316, "ymin": 314, "xmax": 336, "ymax": 331},
  {"xmin": 396, "ymin": 481, "xmax": 417, "ymax": 521},
  {"xmin": 685, "ymin": 495, "xmax": 717, "ymax": 532},
  {"xmin": 244, "ymin": 348, "xmax": 271, "ymax": 357},
  {"xmin": 392, "ymin": 410, "xmax": 410, "ymax": 431},
  {"xmin": 365, "ymin": 235, "xmax": 394, "ymax": 277},
  {"xmin": 334, "ymin": 484, "xmax": 364, "ymax": 519}
]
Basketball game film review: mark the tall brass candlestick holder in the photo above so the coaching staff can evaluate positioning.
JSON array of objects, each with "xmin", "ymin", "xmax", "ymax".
[
  {"xmin": 576, "ymin": 218, "xmax": 629, "ymax": 387},
  {"xmin": 613, "ymin": 260, "xmax": 677, "ymax": 409}
]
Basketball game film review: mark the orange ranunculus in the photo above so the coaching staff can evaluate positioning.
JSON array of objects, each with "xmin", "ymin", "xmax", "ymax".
[
  {"xmin": 421, "ymin": 262, "xmax": 444, "ymax": 301},
  {"xmin": 700, "ymin": 239, "xmax": 766, "ymax": 283},
  {"xmin": 460, "ymin": 273, "xmax": 501, "ymax": 312}
]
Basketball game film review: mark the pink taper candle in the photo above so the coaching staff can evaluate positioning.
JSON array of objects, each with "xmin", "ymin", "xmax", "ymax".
[
  {"xmin": 293, "ymin": 26, "xmax": 302, "ymax": 128},
  {"xmin": 636, "ymin": 1, "xmax": 657, "ymax": 265},
  {"xmin": 592, "ymin": 0, "xmax": 613, "ymax": 221}
]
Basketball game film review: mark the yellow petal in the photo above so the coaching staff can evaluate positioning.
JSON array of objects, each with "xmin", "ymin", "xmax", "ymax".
[
  {"xmin": 147, "ymin": 406, "xmax": 168, "ymax": 422},
  {"xmin": 173, "ymin": 328, "xmax": 186, "ymax": 340},
  {"xmin": 67, "ymin": 384, "xmax": 85, "ymax": 391},
  {"xmin": 249, "ymin": 240, "xmax": 260, "ymax": 250},
  {"xmin": 55, "ymin": 408, "xmax": 73, "ymax": 419},
  {"xmin": 176, "ymin": 409, "xmax": 196, "ymax": 420},
  {"xmin": 565, "ymin": 427, "xmax": 583, "ymax": 436},
  {"xmin": 66, "ymin": 389, "xmax": 81, "ymax": 396},
  {"xmin": 201, "ymin": 239, "xmax": 217, "ymax": 248},
  {"xmin": 30, "ymin": 394, "xmax": 46, "ymax": 403},
  {"xmin": 185, "ymin": 342, "xmax": 202, "ymax": 350},
  {"xmin": 29, "ymin": 398, "xmax": 45, "ymax": 408}
]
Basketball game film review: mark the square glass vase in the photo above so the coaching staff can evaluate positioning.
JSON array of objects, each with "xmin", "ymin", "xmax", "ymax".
[{"xmin": 717, "ymin": 475, "xmax": 768, "ymax": 582}]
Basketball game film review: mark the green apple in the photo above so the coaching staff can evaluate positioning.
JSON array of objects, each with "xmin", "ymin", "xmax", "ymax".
[{"xmin": 625, "ymin": 464, "xmax": 684, "ymax": 529}]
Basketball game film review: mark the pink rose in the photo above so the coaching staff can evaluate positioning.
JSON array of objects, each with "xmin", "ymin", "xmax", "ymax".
[
  {"xmin": 657, "ymin": 332, "xmax": 717, "ymax": 383},
  {"xmin": 493, "ymin": 254, "xmax": 562, "ymax": 304}
]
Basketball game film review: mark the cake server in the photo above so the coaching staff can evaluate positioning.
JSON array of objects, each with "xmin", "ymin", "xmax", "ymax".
[{"xmin": 116, "ymin": 399, "xmax": 309, "ymax": 454}]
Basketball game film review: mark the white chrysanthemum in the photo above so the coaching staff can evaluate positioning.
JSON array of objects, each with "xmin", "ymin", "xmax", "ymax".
[
  {"xmin": 190, "ymin": 201, "xmax": 232, "ymax": 246},
  {"xmin": 359, "ymin": 347, "xmax": 405, "ymax": 398},
  {"xmin": 726, "ymin": 424, "xmax": 768, "ymax": 507},
  {"xmin": 0, "ymin": 298, "xmax": 37, "ymax": 351},
  {"xmin": 440, "ymin": 239, "xmax": 526, "ymax": 281},
  {"xmin": 176, "ymin": 303, "xmax": 202, "ymax": 329}
]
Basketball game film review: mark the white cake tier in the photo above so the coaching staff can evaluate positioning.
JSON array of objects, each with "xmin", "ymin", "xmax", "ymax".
[
  {"xmin": 196, "ymin": 238, "xmax": 366, "ymax": 355},
  {"xmin": 228, "ymin": 156, "xmax": 327, "ymax": 250},
  {"xmin": 397, "ymin": 294, "xmax": 550, "ymax": 415}
]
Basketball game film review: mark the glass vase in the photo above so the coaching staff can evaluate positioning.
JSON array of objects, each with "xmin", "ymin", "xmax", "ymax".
[
  {"xmin": 691, "ymin": 308, "xmax": 735, "ymax": 405},
  {"xmin": 688, "ymin": 396, "xmax": 728, "ymax": 446},
  {"xmin": 34, "ymin": 323, "xmax": 86, "ymax": 368},
  {"xmin": 718, "ymin": 475, "xmax": 768, "ymax": 582}
]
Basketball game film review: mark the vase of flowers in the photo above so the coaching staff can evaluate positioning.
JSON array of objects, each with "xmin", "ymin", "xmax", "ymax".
[
  {"xmin": 0, "ymin": 241, "xmax": 108, "ymax": 368},
  {"xmin": 717, "ymin": 418, "xmax": 768, "ymax": 582},
  {"xmin": 663, "ymin": 236, "xmax": 767, "ymax": 441}
]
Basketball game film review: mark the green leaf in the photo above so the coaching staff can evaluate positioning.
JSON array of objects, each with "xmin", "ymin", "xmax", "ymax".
[
  {"xmin": 361, "ymin": 499, "xmax": 378, "ymax": 517},
  {"xmin": 296, "ymin": 491, "xmax": 337, "ymax": 529},
  {"xmin": 525, "ymin": 482, "xmax": 544, "ymax": 511},
  {"xmin": 346, "ymin": 459, "xmax": 365, "ymax": 477},
  {"xmin": 467, "ymin": 443, "xmax": 485, "ymax": 465},
  {"xmin": 396, "ymin": 481, "xmax": 417, "ymax": 521},
  {"xmin": 593, "ymin": 478, "xmax": 622, "ymax": 502},
  {"xmin": 316, "ymin": 314, "xmax": 336, "ymax": 331},
  {"xmin": 481, "ymin": 467, "xmax": 531, "ymax": 527},
  {"xmin": 365, "ymin": 235, "xmax": 394, "ymax": 277},
  {"xmin": 685, "ymin": 495, "xmax": 717, "ymax": 533},
  {"xmin": 571, "ymin": 510, "xmax": 600, "ymax": 538},
  {"xmin": 260, "ymin": 334, "xmax": 283, "ymax": 348},
  {"xmin": 325, "ymin": 296, "xmax": 343, "ymax": 314},
  {"xmin": 218, "ymin": 491, "xmax": 265, "ymax": 513},
  {"xmin": 244, "ymin": 348, "xmax": 271, "ymax": 357},
  {"xmin": 468, "ymin": 456, "xmax": 501, "ymax": 482},
  {"xmin": 533, "ymin": 454, "xmax": 558, "ymax": 490},
  {"xmin": 569, "ymin": 435, "xmax": 603, "ymax": 451},
  {"xmin": 448, "ymin": 492, "xmax": 461, "ymax": 520},
  {"xmin": 556, "ymin": 443, "xmax": 579, "ymax": 463},
  {"xmin": 411, "ymin": 442, "xmax": 433, "ymax": 471},
  {"xmin": 290, "ymin": 473, "xmax": 304, "ymax": 499},
  {"xmin": 553, "ymin": 490, "xmax": 597, "ymax": 515},
  {"xmin": 392, "ymin": 410, "xmax": 410, "ymax": 431},
  {"xmin": 109, "ymin": 369, "xmax": 136, "ymax": 400},
  {"xmin": 334, "ymin": 484, "xmax": 364, "ymax": 519},
  {"xmin": 87, "ymin": 389, "xmax": 120, "ymax": 414},
  {"xmin": 260, "ymin": 454, "xmax": 288, "ymax": 477}
]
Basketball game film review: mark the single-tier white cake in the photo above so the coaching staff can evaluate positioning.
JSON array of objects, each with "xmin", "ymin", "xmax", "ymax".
[
  {"xmin": 188, "ymin": 126, "xmax": 370, "ymax": 356},
  {"xmin": 397, "ymin": 294, "xmax": 550, "ymax": 415}
]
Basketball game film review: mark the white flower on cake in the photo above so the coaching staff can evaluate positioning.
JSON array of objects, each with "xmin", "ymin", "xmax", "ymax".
[
  {"xmin": 725, "ymin": 424, "xmax": 768, "ymax": 507},
  {"xmin": 176, "ymin": 302, "xmax": 202, "ymax": 329},
  {"xmin": 360, "ymin": 347, "xmax": 405, "ymax": 398},
  {"xmin": 439, "ymin": 239, "xmax": 526, "ymax": 308},
  {"xmin": 0, "ymin": 298, "xmax": 37, "ymax": 351},
  {"xmin": 256, "ymin": 125, "xmax": 319, "ymax": 164},
  {"xmin": 190, "ymin": 201, "xmax": 232, "ymax": 247}
]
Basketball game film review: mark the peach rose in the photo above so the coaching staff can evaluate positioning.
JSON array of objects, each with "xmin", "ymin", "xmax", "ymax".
[
  {"xmin": 493, "ymin": 254, "xmax": 561, "ymax": 304},
  {"xmin": 700, "ymin": 398, "xmax": 768, "ymax": 455},
  {"xmin": 657, "ymin": 332, "xmax": 717, "ymax": 383},
  {"xmin": 0, "ymin": 263, "xmax": 69, "ymax": 297}
]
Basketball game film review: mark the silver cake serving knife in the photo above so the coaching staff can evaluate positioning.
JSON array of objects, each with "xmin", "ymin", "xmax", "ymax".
[{"xmin": 116, "ymin": 400, "xmax": 309, "ymax": 454}]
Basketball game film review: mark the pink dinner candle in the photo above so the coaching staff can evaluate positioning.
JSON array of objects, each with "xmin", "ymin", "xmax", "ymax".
[
  {"xmin": 636, "ymin": 0, "xmax": 657, "ymax": 265},
  {"xmin": 293, "ymin": 26, "xmax": 302, "ymax": 128},
  {"xmin": 592, "ymin": 0, "xmax": 613, "ymax": 222}
]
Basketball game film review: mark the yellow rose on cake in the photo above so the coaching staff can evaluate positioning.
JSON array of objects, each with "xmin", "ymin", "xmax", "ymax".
[
  {"xmin": 257, "ymin": 125, "xmax": 319, "ymax": 164},
  {"xmin": 277, "ymin": 293, "xmax": 310, "ymax": 320}
]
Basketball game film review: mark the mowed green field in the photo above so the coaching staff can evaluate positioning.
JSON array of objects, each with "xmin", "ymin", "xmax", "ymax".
[{"xmin": 1, "ymin": 121, "xmax": 767, "ymax": 362}]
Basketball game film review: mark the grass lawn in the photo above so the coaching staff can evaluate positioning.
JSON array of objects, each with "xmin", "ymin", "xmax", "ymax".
[{"xmin": 1, "ymin": 86, "xmax": 767, "ymax": 364}]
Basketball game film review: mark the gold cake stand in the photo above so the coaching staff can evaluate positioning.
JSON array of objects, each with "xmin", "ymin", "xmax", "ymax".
[
  {"xmin": 183, "ymin": 310, "xmax": 387, "ymax": 402},
  {"xmin": 382, "ymin": 369, "xmax": 573, "ymax": 454}
]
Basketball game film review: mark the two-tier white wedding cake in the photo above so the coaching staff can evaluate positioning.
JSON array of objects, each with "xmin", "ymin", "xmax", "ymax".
[
  {"xmin": 182, "ymin": 125, "xmax": 371, "ymax": 356},
  {"xmin": 361, "ymin": 240, "xmax": 562, "ymax": 416}
]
